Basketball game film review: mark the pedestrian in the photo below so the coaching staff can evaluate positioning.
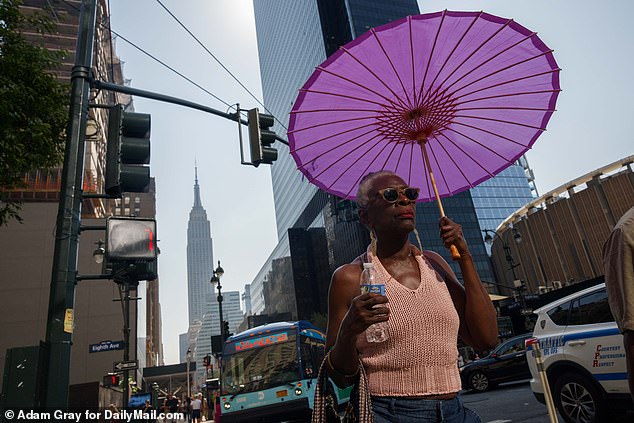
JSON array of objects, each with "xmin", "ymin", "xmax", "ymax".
[
  {"xmin": 214, "ymin": 392, "xmax": 221, "ymax": 422},
  {"xmin": 191, "ymin": 393, "xmax": 202, "ymax": 423},
  {"xmin": 183, "ymin": 395, "xmax": 192, "ymax": 423},
  {"xmin": 142, "ymin": 399, "xmax": 154, "ymax": 423},
  {"xmin": 107, "ymin": 404, "xmax": 119, "ymax": 423},
  {"xmin": 163, "ymin": 393, "xmax": 179, "ymax": 423},
  {"xmin": 603, "ymin": 205, "xmax": 634, "ymax": 400},
  {"xmin": 324, "ymin": 171, "xmax": 499, "ymax": 422}
]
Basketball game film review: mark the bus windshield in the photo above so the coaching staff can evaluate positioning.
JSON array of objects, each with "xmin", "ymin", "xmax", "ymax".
[{"xmin": 222, "ymin": 332, "xmax": 298, "ymax": 394}]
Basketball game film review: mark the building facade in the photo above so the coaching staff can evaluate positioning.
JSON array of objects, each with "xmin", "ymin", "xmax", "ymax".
[
  {"xmin": 193, "ymin": 291, "xmax": 242, "ymax": 389},
  {"xmin": 471, "ymin": 157, "xmax": 537, "ymax": 254},
  {"xmin": 241, "ymin": 284, "xmax": 252, "ymax": 317},
  {"xmin": 186, "ymin": 168, "xmax": 215, "ymax": 325},
  {"xmin": 490, "ymin": 156, "xmax": 634, "ymax": 294},
  {"xmin": 179, "ymin": 333, "xmax": 188, "ymax": 364}
]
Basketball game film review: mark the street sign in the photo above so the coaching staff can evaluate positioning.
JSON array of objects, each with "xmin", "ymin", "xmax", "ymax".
[
  {"xmin": 89, "ymin": 340, "xmax": 124, "ymax": 353},
  {"xmin": 113, "ymin": 360, "xmax": 138, "ymax": 372}
]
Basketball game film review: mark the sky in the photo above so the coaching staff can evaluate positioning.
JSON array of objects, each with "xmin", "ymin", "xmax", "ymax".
[{"xmin": 108, "ymin": 0, "xmax": 633, "ymax": 365}]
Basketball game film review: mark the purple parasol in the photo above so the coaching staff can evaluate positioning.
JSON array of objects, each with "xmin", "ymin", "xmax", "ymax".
[{"xmin": 288, "ymin": 10, "xmax": 560, "ymax": 204}]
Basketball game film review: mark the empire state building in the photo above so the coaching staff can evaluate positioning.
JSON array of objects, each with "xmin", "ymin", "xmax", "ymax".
[{"xmin": 186, "ymin": 168, "xmax": 214, "ymax": 325}]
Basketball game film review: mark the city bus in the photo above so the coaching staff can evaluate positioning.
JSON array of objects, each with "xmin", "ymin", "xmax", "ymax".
[{"xmin": 219, "ymin": 320, "xmax": 350, "ymax": 422}]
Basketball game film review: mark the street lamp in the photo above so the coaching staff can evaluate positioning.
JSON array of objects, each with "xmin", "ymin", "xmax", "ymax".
[
  {"xmin": 210, "ymin": 260, "xmax": 225, "ymax": 341},
  {"xmin": 186, "ymin": 347, "xmax": 192, "ymax": 398},
  {"xmin": 92, "ymin": 240, "xmax": 105, "ymax": 263},
  {"xmin": 483, "ymin": 228, "xmax": 533, "ymax": 329},
  {"xmin": 483, "ymin": 228, "xmax": 522, "ymax": 282}
]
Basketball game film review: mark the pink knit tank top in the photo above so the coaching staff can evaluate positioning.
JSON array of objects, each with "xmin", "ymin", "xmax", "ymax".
[{"xmin": 357, "ymin": 250, "xmax": 461, "ymax": 396}]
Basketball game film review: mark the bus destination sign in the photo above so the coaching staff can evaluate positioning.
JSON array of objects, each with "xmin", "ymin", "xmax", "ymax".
[{"xmin": 234, "ymin": 332, "xmax": 288, "ymax": 352}]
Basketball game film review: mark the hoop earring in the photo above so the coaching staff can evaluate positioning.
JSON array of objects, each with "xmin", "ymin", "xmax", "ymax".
[
  {"xmin": 370, "ymin": 228, "xmax": 377, "ymax": 257},
  {"xmin": 413, "ymin": 228, "xmax": 424, "ymax": 253}
]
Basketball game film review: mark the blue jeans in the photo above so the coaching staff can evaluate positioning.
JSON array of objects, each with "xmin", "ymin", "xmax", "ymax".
[{"xmin": 372, "ymin": 396, "xmax": 481, "ymax": 423}]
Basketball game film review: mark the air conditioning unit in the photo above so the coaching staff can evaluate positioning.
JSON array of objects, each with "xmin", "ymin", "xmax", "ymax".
[
  {"xmin": 538, "ymin": 286, "xmax": 551, "ymax": 294},
  {"xmin": 552, "ymin": 281, "xmax": 562, "ymax": 289}
]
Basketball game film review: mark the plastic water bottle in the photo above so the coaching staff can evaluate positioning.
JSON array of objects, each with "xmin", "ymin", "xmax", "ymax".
[{"xmin": 360, "ymin": 262, "xmax": 388, "ymax": 343}]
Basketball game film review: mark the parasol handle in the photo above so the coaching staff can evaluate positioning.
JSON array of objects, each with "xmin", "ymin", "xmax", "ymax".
[{"xmin": 420, "ymin": 142, "xmax": 461, "ymax": 260}]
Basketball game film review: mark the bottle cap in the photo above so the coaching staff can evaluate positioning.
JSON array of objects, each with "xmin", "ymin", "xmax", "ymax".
[{"xmin": 363, "ymin": 262, "xmax": 374, "ymax": 269}]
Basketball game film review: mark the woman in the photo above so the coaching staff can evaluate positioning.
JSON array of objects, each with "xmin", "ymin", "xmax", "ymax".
[{"xmin": 326, "ymin": 171, "xmax": 498, "ymax": 422}]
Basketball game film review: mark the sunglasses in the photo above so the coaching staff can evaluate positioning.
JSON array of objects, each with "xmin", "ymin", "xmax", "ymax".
[{"xmin": 376, "ymin": 186, "xmax": 420, "ymax": 203}]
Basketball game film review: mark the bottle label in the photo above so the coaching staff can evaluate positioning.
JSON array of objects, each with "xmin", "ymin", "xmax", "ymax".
[{"xmin": 360, "ymin": 284, "xmax": 385, "ymax": 295}]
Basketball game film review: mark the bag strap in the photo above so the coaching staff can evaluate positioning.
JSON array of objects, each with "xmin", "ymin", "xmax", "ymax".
[
  {"xmin": 311, "ymin": 355, "xmax": 333, "ymax": 423},
  {"xmin": 423, "ymin": 250, "xmax": 459, "ymax": 285},
  {"xmin": 311, "ymin": 353, "xmax": 374, "ymax": 423}
]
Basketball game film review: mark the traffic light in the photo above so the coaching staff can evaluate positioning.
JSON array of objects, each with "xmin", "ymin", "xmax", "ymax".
[
  {"xmin": 247, "ymin": 108, "xmax": 278, "ymax": 166},
  {"xmin": 222, "ymin": 321, "xmax": 232, "ymax": 339},
  {"xmin": 103, "ymin": 373, "xmax": 120, "ymax": 387},
  {"xmin": 105, "ymin": 104, "xmax": 151, "ymax": 197},
  {"xmin": 211, "ymin": 335, "xmax": 223, "ymax": 354}
]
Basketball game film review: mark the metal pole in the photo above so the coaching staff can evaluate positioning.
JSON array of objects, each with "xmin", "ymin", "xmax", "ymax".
[
  {"xmin": 91, "ymin": 79, "xmax": 290, "ymax": 146},
  {"xmin": 532, "ymin": 342, "xmax": 559, "ymax": 423},
  {"xmin": 122, "ymin": 283, "xmax": 131, "ymax": 409},
  {"xmin": 186, "ymin": 350, "xmax": 191, "ymax": 398},
  {"xmin": 504, "ymin": 241, "xmax": 518, "ymax": 281},
  {"xmin": 217, "ymin": 283, "xmax": 224, "ymax": 341},
  {"xmin": 43, "ymin": 0, "xmax": 97, "ymax": 408}
]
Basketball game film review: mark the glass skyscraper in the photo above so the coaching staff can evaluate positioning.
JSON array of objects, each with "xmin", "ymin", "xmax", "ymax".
[
  {"xmin": 251, "ymin": 0, "xmax": 423, "ymax": 315},
  {"xmin": 186, "ymin": 168, "xmax": 215, "ymax": 324},
  {"xmin": 194, "ymin": 291, "xmax": 242, "ymax": 388},
  {"xmin": 471, "ymin": 157, "xmax": 537, "ymax": 236}
]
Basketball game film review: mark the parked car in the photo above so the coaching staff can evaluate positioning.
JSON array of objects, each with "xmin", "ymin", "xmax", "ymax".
[
  {"xmin": 459, "ymin": 333, "xmax": 532, "ymax": 392},
  {"xmin": 526, "ymin": 282, "xmax": 633, "ymax": 423}
]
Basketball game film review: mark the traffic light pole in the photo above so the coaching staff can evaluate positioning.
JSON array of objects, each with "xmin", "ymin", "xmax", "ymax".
[
  {"xmin": 120, "ymin": 283, "xmax": 131, "ymax": 409},
  {"xmin": 43, "ymin": 0, "xmax": 97, "ymax": 408},
  {"xmin": 217, "ymin": 285, "xmax": 225, "ymax": 342},
  {"xmin": 113, "ymin": 279, "xmax": 141, "ymax": 409},
  {"xmin": 91, "ymin": 79, "xmax": 289, "ymax": 146}
]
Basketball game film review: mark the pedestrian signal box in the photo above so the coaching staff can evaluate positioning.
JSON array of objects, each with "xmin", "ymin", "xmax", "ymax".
[
  {"xmin": 103, "ymin": 373, "xmax": 120, "ymax": 387},
  {"xmin": 106, "ymin": 217, "xmax": 157, "ymax": 262}
]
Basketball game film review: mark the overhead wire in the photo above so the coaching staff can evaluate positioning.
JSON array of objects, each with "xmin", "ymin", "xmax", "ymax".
[
  {"xmin": 154, "ymin": 0, "xmax": 288, "ymax": 130},
  {"xmin": 108, "ymin": 27, "xmax": 233, "ymax": 109},
  {"xmin": 60, "ymin": 0, "xmax": 232, "ymax": 109}
]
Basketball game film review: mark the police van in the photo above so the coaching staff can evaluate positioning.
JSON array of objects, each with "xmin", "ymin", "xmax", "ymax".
[{"xmin": 526, "ymin": 283, "xmax": 633, "ymax": 423}]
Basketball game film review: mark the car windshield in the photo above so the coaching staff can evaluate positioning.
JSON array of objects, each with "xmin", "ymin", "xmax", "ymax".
[
  {"xmin": 491, "ymin": 336, "xmax": 527, "ymax": 356},
  {"xmin": 221, "ymin": 333, "xmax": 298, "ymax": 394}
]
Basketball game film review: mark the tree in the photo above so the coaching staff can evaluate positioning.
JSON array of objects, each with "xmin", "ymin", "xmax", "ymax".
[{"xmin": 0, "ymin": 0, "xmax": 69, "ymax": 225}]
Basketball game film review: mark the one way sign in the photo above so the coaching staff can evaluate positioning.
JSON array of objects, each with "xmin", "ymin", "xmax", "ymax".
[{"xmin": 113, "ymin": 360, "xmax": 138, "ymax": 372}]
